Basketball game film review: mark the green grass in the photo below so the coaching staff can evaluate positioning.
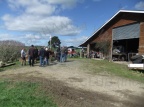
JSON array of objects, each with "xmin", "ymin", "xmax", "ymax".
[
  {"xmin": 0, "ymin": 81, "xmax": 57, "ymax": 107},
  {"xmin": 79, "ymin": 58, "xmax": 144, "ymax": 83}
]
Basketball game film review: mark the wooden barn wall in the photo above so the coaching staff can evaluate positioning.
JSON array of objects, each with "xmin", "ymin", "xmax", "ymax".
[
  {"xmin": 139, "ymin": 22, "xmax": 144, "ymax": 54},
  {"xmin": 91, "ymin": 19, "xmax": 136, "ymax": 44}
]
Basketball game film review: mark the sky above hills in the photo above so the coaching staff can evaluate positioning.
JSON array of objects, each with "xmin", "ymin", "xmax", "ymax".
[{"xmin": 0, "ymin": 0, "xmax": 144, "ymax": 46}]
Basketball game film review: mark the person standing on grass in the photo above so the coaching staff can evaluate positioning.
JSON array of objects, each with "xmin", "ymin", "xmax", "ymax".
[
  {"xmin": 21, "ymin": 48, "xmax": 26, "ymax": 66},
  {"xmin": 28, "ymin": 45, "xmax": 35, "ymax": 66},
  {"xmin": 39, "ymin": 47, "xmax": 46, "ymax": 67}
]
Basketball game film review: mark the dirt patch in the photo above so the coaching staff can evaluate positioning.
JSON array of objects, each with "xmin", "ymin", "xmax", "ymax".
[
  {"xmin": 68, "ymin": 77, "xmax": 83, "ymax": 82},
  {"xmin": 0, "ymin": 73, "xmax": 143, "ymax": 107},
  {"xmin": 0, "ymin": 59, "xmax": 144, "ymax": 107},
  {"xmin": 115, "ymin": 90, "xmax": 144, "ymax": 107},
  {"xmin": 4, "ymin": 74, "xmax": 143, "ymax": 107}
]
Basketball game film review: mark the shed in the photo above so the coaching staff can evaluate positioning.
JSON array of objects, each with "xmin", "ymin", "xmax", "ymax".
[{"xmin": 79, "ymin": 10, "xmax": 144, "ymax": 61}]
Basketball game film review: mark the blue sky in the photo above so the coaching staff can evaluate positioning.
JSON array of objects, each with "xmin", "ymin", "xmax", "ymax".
[{"xmin": 0, "ymin": 0, "xmax": 144, "ymax": 46}]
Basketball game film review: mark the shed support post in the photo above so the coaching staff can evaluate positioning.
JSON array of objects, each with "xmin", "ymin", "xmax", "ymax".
[
  {"xmin": 139, "ymin": 22, "xmax": 144, "ymax": 54},
  {"xmin": 87, "ymin": 44, "xmax": 90, "ymax": 58}
]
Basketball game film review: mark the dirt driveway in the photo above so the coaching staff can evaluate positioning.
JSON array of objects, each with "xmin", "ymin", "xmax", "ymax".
[{"xmin": 0, "ymin": 59, "xmax": 144, "ymax": 107}]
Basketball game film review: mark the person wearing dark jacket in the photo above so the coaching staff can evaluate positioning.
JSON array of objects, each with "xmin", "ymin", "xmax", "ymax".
[
  {"xmin": 34, "ymin": 47, "xmax": 38, "ymax": 63},
  {"xmin": 39, "ymin": 47, "xmax": 46, "ymax": 67},
  {"xmin": 28, "ymin": 45, "xmax": 35, "ymax": 66}
]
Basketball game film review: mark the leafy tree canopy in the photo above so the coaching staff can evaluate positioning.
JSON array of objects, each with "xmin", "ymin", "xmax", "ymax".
[{"xmin": 48, "ymin": 36, "xmax": 61, "ymax": 50}]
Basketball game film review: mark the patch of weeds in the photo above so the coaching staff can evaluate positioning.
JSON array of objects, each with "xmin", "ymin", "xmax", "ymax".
[
  {"xmin": 79, "ymin": 59, "xmax": 144, "ymax": 83},
  {"xmin": 0, "ymin": 80, "xmax": 57, "ymax": 107}
]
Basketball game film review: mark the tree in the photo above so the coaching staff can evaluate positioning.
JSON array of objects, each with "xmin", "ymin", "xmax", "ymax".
[
  {"xmin": 48, "ymin": 36, "xmax": 61, "ymax": 50},
  {"xmin": 95, "ymin": 40, "xmax": 110, "ymax": 56},
  {"xmin": 94, "ymin": 31, "xmax": 111, "ymax": 60}
]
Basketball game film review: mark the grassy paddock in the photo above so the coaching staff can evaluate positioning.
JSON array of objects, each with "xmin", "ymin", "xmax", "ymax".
[
  {"xmin": 0, "ymin": 80, "xmax": 57, "ymax": 107},
  {"xmin": 78, "ymin": 58, "xmax": 144, "ymax": 83}
]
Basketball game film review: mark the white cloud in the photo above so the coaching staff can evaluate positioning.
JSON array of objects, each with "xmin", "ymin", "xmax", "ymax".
[
  {"xmin": 0, "ymin": 33, "xmax": 88, "ymax": 47},
  {"xmin": 8, "ymin": 0, "xmax": 56, "ymax": 15},
  {"xmin": 0, "ymin": 33, "xmax": 50, "ymax": 46},
  {"xmin": 21, "ymin": 32, "xmax": 56, "ymax": 46},
  {"xmin": 1, "ymin": 0, "xmax": 85, "ymax": 46},
  {"xmin": 2, "ymin": 14, "xmax": 81, "ymax": 36},
  {"xmin": 25, "ymin": 4, "xmax": 56, "ymax": 16},
  {"xmin": 0, "ymin": 33, "xmax": 16, "ymax": 40},
  {"xmin": 47, "ymin": 0, "xmax": 84, "ymax": 9},
  {"xmin": 62, "ymin": 36, "xmax": 88, "ymax": 46},
  {"xmin": 2, "ymin": 0, "xmax": 81, "ymax": 37},
  {"xmin": 7, "ymin": 0, "xmax": 82, "ymax": 13},
  {"xmin": 135, "ymin": 1, "xmax": 144, "ymax": 10}
]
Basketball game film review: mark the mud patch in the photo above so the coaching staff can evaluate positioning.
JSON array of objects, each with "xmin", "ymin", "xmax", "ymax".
[
  {"xmin": 68, "ymin": 77, "xmax": 83, "ymax": 82},
  {"xmin": 122, "ymin": 93, "xmax": 144, "ymax": 107},
  {"xmin": 115, "ymin": 89, "xmax": 133, "ymax": 95},
  {"xmin": 109, "ymin": 81, "xmax": 117, "ymax": 84},
  {"xmin": 140, "ymin": 87, "xmax": 144, "ymax": 89},
  {"xmin": 115, "ymin": 90, "xmax": 144, "ymax": 107}
]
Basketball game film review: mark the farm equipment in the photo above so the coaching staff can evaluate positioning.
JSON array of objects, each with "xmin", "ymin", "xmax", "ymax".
[{"xmin": 112, "ymin": 46, "xmax": 127, "ymax": 61}]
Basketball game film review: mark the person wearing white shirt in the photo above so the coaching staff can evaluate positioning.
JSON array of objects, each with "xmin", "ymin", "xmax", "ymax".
[{"xmin": 21, "ymin": 48, "xmax": 26, "ymax": 66}]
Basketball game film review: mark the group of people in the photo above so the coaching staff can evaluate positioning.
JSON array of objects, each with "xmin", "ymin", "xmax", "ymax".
[
  {"xmin": 21, "ymin": 45, "xmax": 51, "ymax": 67},
  {"xmin": 55, "ymin": 46, "xmax": 68, "ymax": 62},
  {"xmin": 20, "ymin": 45, "xmax": 68, "ymax": 67}
]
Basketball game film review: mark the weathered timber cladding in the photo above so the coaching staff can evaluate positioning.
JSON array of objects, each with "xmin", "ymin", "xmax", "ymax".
[
  {"xmin": 113, "ymin": 19, "xmax": 136, "ymax": 28},
  {"xmin": 92, "ymin": 19, "xmax": 136, "ymax": 43},
  {"xmin": 139, "ymin": 22, "xmax": 144, "ymax": 54}
]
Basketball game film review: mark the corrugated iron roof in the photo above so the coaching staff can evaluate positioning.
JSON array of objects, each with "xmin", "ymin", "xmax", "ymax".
[{"xmin": 113, "ymin": 23, "xmax": 140, "ymax": 40}]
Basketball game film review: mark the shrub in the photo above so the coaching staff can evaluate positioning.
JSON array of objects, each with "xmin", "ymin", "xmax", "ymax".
[{"xmin": 0, "ymin": 40, "xmax": 25, "ymax": 63}]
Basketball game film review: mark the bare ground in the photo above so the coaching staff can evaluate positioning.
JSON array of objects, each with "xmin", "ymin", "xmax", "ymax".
[{"xmin": 0, "ymin": 59, "xmax": 144, "ymax": 107}]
